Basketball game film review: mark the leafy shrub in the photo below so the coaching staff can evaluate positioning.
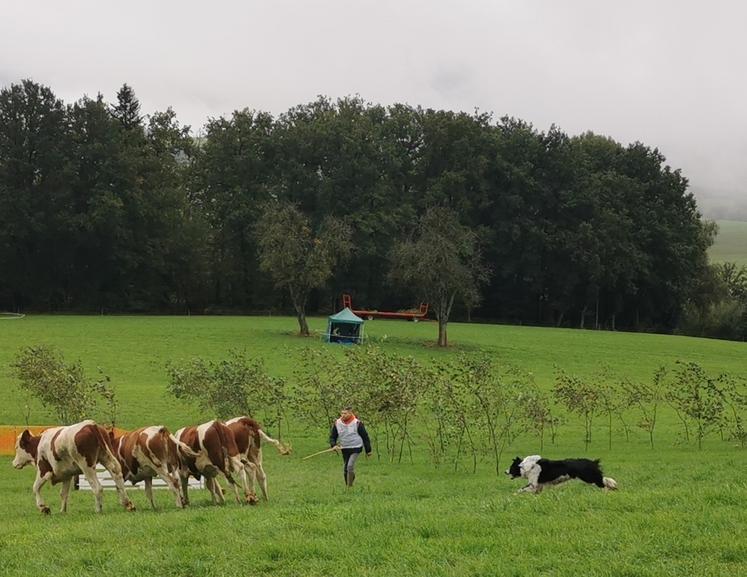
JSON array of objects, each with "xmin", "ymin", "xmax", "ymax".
[
  {"xmin": 12, "ymin": 344, "xmax": 117, "ymax": 426},
  {"xmin": 678, "ymin": 298, "xmax": 745, "ymax": 341},
  {"xmin": 167, "ymin": 350, "xmax": 286, "ymax": 430}
]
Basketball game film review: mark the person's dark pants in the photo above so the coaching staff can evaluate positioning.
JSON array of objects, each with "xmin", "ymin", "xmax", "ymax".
[{"xmin": 341, "ymin": 447, "xmax": 362, "ymax": 486}]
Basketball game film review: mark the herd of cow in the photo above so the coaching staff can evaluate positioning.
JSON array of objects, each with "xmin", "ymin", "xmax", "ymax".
[{"xmin": 11, "ymin": 417, "xmax": 290, "ymax": 514}]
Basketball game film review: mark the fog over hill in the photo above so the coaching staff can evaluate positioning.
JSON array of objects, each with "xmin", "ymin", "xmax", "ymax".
[
  {"xmin": 3, "ymin": 1, "xmax": 747, "ymax": 226},
  {"xmin": 691, "ymin": 187, "xmax": 747, "ymax": 221}
]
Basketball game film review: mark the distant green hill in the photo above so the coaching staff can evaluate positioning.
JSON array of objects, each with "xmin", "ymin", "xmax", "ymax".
[{"xmin": 709, "ymin": 220, "xmax": 747, "ymax": 266}]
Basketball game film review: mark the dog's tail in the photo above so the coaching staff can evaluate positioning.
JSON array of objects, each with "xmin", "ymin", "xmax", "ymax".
[{"xmin": 603, "ymin": 477, "xmax": 618, "ymax": 490}]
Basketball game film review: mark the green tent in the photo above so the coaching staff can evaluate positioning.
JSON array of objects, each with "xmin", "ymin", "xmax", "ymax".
[{"xmin": 324, "ymin": 307, "xmax": 364, "ymax": 345}]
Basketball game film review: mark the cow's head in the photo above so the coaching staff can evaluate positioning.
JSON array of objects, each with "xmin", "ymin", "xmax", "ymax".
[{"xmin": 12, "ymin": 430, "xmax": 36, "ymax": 469}]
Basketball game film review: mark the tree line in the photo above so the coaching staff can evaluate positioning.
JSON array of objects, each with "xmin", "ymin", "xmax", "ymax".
[{"xmin": 2, "ymin": 79, "xmax": 740, "ymax": 337}]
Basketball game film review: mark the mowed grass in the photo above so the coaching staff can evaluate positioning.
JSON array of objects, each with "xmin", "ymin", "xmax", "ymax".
[
  {"xmin": 1, "ymin": 447, "xmax": 746, "ymax": 577},
  {"xmin": 710, "ymin": 219, "xmax": 747, "ymax": 266},
  {"xmin": 0, "ymin": 316, "xmax": 746, "ymax": 577}
]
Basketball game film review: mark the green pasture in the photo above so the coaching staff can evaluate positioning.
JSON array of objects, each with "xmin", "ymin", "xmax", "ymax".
[
  {"xmin": 0, "ymin": 316, "xmax": 746, "ymax": 577},
  {"xmin": 0, "ymin": 315, "xmax": 744, "ymax": 429},
  {"xmin": 709, "ymin": 220, "xmax": 747, "ymax": 266}
]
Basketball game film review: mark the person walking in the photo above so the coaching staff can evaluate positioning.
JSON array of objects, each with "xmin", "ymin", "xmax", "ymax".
[{"xmin": 329, "ymin": 405, "xmax": 372, "ymax": 488}]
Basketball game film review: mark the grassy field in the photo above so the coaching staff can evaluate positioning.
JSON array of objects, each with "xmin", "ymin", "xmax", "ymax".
[
  {"xmin": 0, "ymin": 315, "xmax": 744, "ymax": 429},
  {"xmin": 0, "ymin": 316, "xmax": 746, "ymax": 577},
  {"xmin": 709, "ymin": 220, "xmax": 747, "ymax": 266}
]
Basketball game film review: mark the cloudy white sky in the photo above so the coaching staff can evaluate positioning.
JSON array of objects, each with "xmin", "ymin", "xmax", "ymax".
[{"xmin": 2, "ymin": 0, "xmax": 745, "ymax": 213}]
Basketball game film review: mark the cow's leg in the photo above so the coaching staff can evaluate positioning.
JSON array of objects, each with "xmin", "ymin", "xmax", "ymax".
[
  {"xmin": 81, "ymin": 467, "xmax": 104, "ymax": 513},
  {"xmin": 225, "ymin": 473, "xmax": 245, "ymax": 505},
  {"xmin": 59, "ymin": 477, "xmax": 73, "ymax": 513},
  {"xmin": 250, "ymin": 461, "xmax": 268, "ymax": 501},
  {"xmin": 218, "ymin": 460, "xmax": 244, "ymax": 504},
  {"xmin": 155, "ymin": 468, "xmax": 183, "ymax": 508},
  {"xmin": 206, "ymin": 476, "xmax": 225, "ymax": 505},
  {"xmin": 179, "ymin": 472, "xmax": 191, "ymax": 506},
  {"xmin": 172, "ymin": 474, "xmax": 186, "ymax": 508},
  {"xmin": 144, "ymin": 477, "xmax": 157, "ymax": 510},
  {"xmin": 205, "ymin": 477, "xmax": 216, "ymax": 504},
  {"xmin": 231, "ymin": 456, "xmax": 257, "ymax": 505},
  {"xmin": 33, "ymin": 470, "xmax": 52, "ymax": 514},
  {"xmin": 253, "ymin": 460, "xmax": 269, "ymax": 501},
  {"xmin": 152, "ymin": 464, "xmax": 182, "ymax": 508},
  {"xmin": 98, "ymin": 455, "xmax": 135, "ymax": 512},
  {"xmin": 213, "ymin": 477, "xmax": 226, "ymax": 505},
  {"xmin": 205, "ymin": 476, "xmax": 218, "ymax": 504},
  {"xmin": 111, "ymin": 470, "xmax": 135, "ymax": 511},
  {"xmin": 243, "ymin": 460, "xmax": 258, "ymax": 495}
]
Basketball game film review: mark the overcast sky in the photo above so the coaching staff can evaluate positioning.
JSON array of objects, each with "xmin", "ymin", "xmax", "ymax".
[{"xmin": 2, "ymin": 0, "xmax": 745, "ymax": 212}]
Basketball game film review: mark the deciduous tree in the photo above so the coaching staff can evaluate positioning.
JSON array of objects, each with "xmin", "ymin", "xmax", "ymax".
[
  {"xmin": 390, "ymin": 206, "xmax": 489, "ymax": 346},
  {"xmin": 255, "ymin": 202, "xmax": 352, "ymax": 335}
]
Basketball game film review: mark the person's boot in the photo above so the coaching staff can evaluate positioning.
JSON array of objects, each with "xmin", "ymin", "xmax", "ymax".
[{"xmin": 346, "ymin": 471, "xmax": 356, "ymax": 488}]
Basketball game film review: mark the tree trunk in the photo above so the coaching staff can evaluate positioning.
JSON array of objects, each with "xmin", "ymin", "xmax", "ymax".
[
  {"xmin": 438, "ymin": 318, "xmax": 448, "ymax": 347},
  {"xmin": 296, "ymin": 309, "xmax": 309, "ymax": 336},
  {"xmin": 290, "ymin": 287, "xmax": 309, "ymax": 336}
]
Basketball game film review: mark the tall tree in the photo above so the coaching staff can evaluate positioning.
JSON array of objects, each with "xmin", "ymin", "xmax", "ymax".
[
  {"xmin": 0, "ymin": 80, "xmax": 72, "ymax": 310},
  {"xmin": 110, "ymin": 83, "xmax": 142, "ymax": 129},
  {"xmin": 255, "ymin": 201, "xmax": 352, "ymax": 335},
  {"xmin": 67, "ymin": 93, "xmax": 129, "ymax": 309},
  {"xmin": 144, "ymin": 107, "xmax": 209, "ymax": 311},
  {"xmin": 390, "ymin": 207, "xmax": 490, "ymax": 347},
  {"xmin": 192, "ymin": 109, "xmax": 275, "ymax": 308}
]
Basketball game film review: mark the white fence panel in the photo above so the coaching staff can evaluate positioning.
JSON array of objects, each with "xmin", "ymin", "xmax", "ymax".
[{"xmin": 78, "ymin": 465, "xmax": 203, "ymax": 490}]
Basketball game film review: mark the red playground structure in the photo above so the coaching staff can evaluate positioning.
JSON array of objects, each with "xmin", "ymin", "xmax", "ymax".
[{"xmin": 341, "ymin": 294, "xmax": 429, "ymax": 322}]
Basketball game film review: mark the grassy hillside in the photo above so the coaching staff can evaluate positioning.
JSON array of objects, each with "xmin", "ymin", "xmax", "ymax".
[
  {"xmin": 0, "ymin": 316, "xmax": 745, "ymax": 577},
  {"xmin": 709, "ymin": 219, "xmax": 747, "ymax": 266},
  {"xmin": 0, "ymin": 315, "xmax": 744, "ymax": 429}
]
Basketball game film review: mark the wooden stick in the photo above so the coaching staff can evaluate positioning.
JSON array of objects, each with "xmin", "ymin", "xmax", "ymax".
[{"xmin": 302, "ymin": 447, "xmax": 337, "ymax": 460}]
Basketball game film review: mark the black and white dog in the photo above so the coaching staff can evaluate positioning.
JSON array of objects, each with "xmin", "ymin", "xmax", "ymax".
[{"xmin": 506, "ymin": 455, "xmax": 618, "ymax": 493}]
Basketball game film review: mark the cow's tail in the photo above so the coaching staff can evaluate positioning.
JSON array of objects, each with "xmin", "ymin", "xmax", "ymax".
[
  {"xmin": 157, "ymin": 428, "xmax": 177, "ymax": 472},
  {"xmin": 93, "ymin": 424, "xmax": 123, "ymax": 475},
  {"xmin": 169, "ymin": 433, "xmax": 200, "ymax": 460},
  {"xmin": 258, "ymin": 429, "xmax": 292, "ymax": 455},
  {"xmin": 213, "ymin": 421, "xmax": 235, "ymax": 477}
]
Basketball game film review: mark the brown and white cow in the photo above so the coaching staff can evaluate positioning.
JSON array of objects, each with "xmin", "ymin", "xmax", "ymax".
[
  {"xmin": 226, "ymin": 416, "xmax": 290, "ymax": 501},
  {"xmin": 111, "ymin": 426, "xmax": 198, "ymax": 510},
  {"xmin": 174, "ymin": 420, "xmax": 254, "ymax": 505},
  {"xmin": 12, "ymin": 420, "xmax": 135, "ymax": 514}
]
